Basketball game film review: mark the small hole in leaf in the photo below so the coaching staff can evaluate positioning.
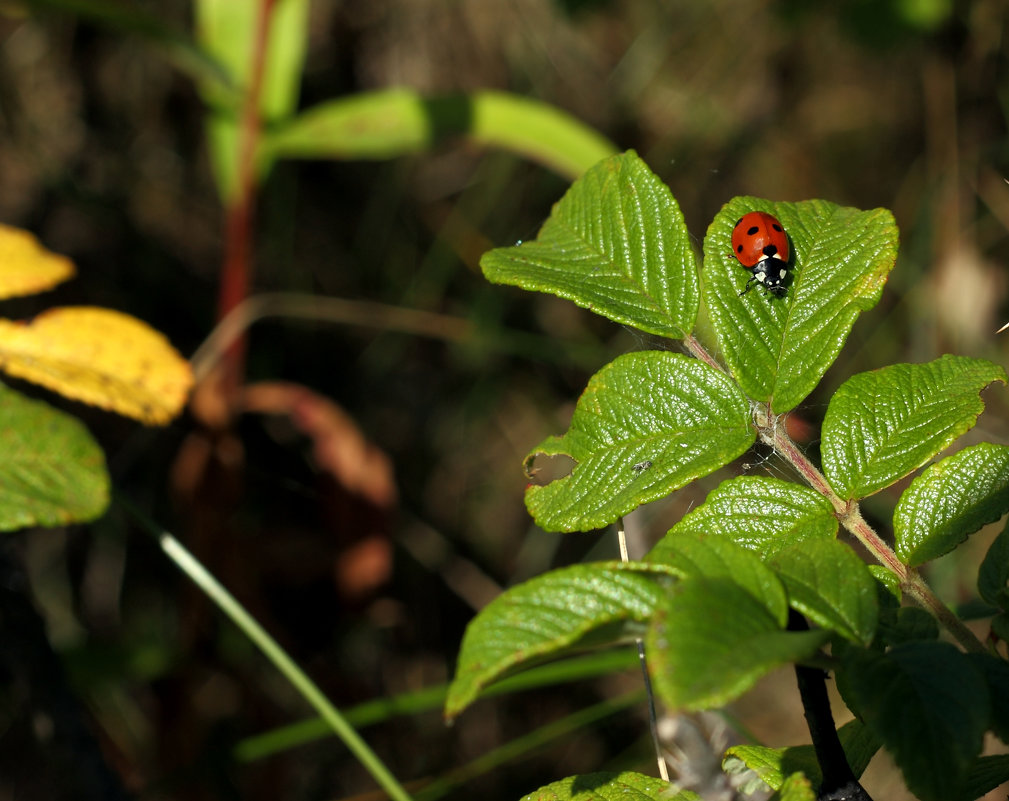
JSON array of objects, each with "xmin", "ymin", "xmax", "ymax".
[{"xmin": 525, "ymin": 453, "xmax": 576, "ymax": 485}]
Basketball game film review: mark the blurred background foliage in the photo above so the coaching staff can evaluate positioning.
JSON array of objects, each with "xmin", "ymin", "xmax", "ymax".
[{"xmin": 0, "ymin": 0, "xmax": 1008, "ymax": 799}]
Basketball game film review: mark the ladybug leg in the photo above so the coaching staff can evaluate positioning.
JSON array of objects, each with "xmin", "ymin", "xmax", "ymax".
[{"xmin": 739, "ymin": 273, "xmax": 759, "ymax": 296}]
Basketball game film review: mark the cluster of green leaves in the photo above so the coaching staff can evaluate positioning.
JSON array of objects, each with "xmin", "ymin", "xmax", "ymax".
[{"xmin": 448, "ymin": 151, "xmax": 1009, "ymax": 801}]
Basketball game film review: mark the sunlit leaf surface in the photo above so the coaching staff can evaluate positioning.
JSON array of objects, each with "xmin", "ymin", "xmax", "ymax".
[{"xmin": 0, "ymin": 307, "xmax": 193, "ymax": 425}]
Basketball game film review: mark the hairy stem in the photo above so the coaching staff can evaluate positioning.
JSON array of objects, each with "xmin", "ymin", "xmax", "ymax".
[{"xmin": 682, "ymin": 334, "xmax": 724, "ymax": 374}]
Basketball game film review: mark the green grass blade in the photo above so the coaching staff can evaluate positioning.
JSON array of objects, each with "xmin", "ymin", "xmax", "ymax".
[{"xmin": 117, "ymin": 493, "xmax": 413, "ymax": 801}]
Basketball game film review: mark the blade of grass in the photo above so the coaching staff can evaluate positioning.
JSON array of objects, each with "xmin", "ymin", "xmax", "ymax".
[
  {"xmin": 413, "ymin": 689, "xmax": 645, "ymax": 801},
  {"xmin": 235, "ymin": 648, "xmax": 639, "ymax": 762},
  {"xmin": 116, "ymin": 492, "xmax": 413, "ymax": 801}
]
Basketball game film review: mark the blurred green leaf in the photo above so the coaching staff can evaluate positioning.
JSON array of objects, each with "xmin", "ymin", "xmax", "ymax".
[
  {"xmin": 646, "ymin": 577, "xmax": 829, "ymax": 711},
  {"xmin": 978, "ymin": 520, "xmax": 1009, "ymax": 610},
  {"xmin": 726, "ymin": 719, "xmax": 879, "ymax": 792},
  {"xmin": 769, "ymin": 539, "xmax": 878, "ymax": 644},
  {"xmin": 195, "ymin": 0, "xmax": 309, "ymax": 201},
  {"xmin": 522, "ymin": 771, "xmax": 700, "ymax": 801},
  {"xmin": 524, "ymin": 351, "xmax": 753, "ymax": 532},
  {"xmin": 775, "ymin": 772, "xmax": 816, "ymax": 801},
  {"xmin": 467, "ymin": 91, "xmax": 618, "ymax": 178},
  {"xmin": 261, "ymin": 88, "xmax": 433, "ymax": 161},
  {"xmin": 264, "ymin": 89, "xmax": 617, "ymax": 181},
  {"xmin": 842, "ymin": 642, "xmax": 989, "ymax": 801},
  {"xmin": 482, "ymin": 151, "xmax": 698, "ymax": 338},
  {"xmin": 0, "ymin": 385, "xmax": 108, "ymax": 530},
  {"xmin": 703, "ymin": 198, "xmax": 898, "ymax": 413},
  {"xmin": 952, "ymin": 755, "xmax": 1009, "ymax": 801},
  {"xmin": 893, "ymin": 443, "xmax": 1009, "ymax": 567},
  {"xmin": 821, "ymin": 356, "xmax": 1005, "ymax": 500},
  {"xmin": 644, "ymin": 534, "xmax": 788, "ymax": 626},
  {"xmin": 647, "ymin": 476, "xmax": 837, "ymax": 559},
  {"xmin": 444, "ymin": 562, "xmax": 667, "ymax": 720}
]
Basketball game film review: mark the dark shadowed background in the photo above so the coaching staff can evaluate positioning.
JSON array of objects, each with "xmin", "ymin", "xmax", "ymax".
[{"xmin": 0, "ymin": 1, "xmax": 1007, "ymax": 799}]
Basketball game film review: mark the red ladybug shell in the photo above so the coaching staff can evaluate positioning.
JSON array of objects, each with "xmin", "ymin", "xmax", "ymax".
[{"xmin": 731, "ymin": 211, "xmax": 790, "ymax": 268}]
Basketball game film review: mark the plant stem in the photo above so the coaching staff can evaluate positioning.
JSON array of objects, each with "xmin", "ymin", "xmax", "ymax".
[
  {"xmin": 762, "ymin": 419, "xmax": 987, "ymax": 654},
  {"xmin": 116, "ymin": 493, "xmax": 414, "ymax": 801},
  {"xmin": 789, "ymin": 612, "xmax": 874, "ymax": 801},
  {"xmin": 216, "ymin": 0, "xmax": 275, "ymax": 395},
  {"xmin": 617, "ymin": 518, "xmax": 670, "ymax": 783},
  {"xmin": 683, "ymin": 333, "xmax": 724, "ymax": 374},
  {"xmin": 902, "ymin": 572, "xmax": 987, "ymax": 653}
]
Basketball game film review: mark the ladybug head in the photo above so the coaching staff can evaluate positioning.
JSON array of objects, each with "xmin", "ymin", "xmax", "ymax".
[{"xmin": 739, "ymin": 257, "xmax": 789, "ymax": 296}]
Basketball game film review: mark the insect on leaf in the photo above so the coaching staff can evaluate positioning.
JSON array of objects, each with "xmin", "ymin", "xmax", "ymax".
[{"xmin": 704, "ymin": 198, "xmax": 898, "ymax": 413}]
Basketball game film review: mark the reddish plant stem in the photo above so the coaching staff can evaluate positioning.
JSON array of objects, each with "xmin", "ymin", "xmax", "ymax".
[
  {"xmin": 216, "ymin": 0, "xmax": 276, "ymax": 398},
  {"xmin": 682, "ymin": 333, "xmax": 725, "ymax": 373}
]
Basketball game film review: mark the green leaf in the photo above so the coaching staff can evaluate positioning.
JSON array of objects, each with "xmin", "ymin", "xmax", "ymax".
[
  {"xmin": 978, "ymin": 520, "xmax": 1009, "ymax": 609},
  {"xmin": 769, "ymin": 539, "xmax": 878, "ymax": 644},
  {"xmin": 647, "ymin": 476, "xmax": 837, "ymax": 559},
  {"xmin": 953, "ymin": 755, "xmax": 1009, "ymax": 801},
  {"xmin": 263, "ymin": 89, "xmax": 617, "ymax": 181},
  {"xmin": 726, "ymin": 719, "xmax": 880, "ymax": 791},
  {"xmin": 644, "ymin": 534, "xmax": 788, "ymax": 625},
  {"xmin": 703, "ymin": 198, "xmax": 898, "ymax": 413},
  {"xmin": 0, "ymin": 386, "xmax": 109, "ymax": 530},
  {"xmin": 821, "ymin": 356, "xmax": 1006, "ymax": 500},
  {"xmin": 869, "ymin": 564, "xmax": 901, "ymax": 600},
  {"xmin": 893, "ymin": 442, "xmax": 1009, "ymax": 566},
  {"xmin": 195, "ymin": 0, "xmax": 309, "ymax": 201},
  {"xmin": 775, "ymin": 772, "xmax": 816, "ymax": 801},
  {"xmin": 647, "ymin": 577, "xmax": 830, "ymax": 711},
  {"xmin": 482, "ymin": 151, "xmax": 698, "ymax": 339},
  {"xmin": 965, "ymin": 653, "xmax": 1009, "ymax": 744},
  {"xmin": 841, "ymin": 642, "xmax": 989, "ymax": 801},
  {"xmin": 521, "ymin": 771, "xmax": 700, "ymax": 801},
  {"xmin": 445, "ymin": 563, "xmax": 666, "ymax": 720},
  {"xmin": 877, "ymin": 606, "xmax": 939, "ymax": 646},
  {"xmin": 524, "ymin": 352, "xmax": 753, "ymax": 532}
]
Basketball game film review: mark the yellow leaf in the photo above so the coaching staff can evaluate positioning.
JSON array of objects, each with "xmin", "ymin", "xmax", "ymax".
[
  {"xmin": 0, "ymin": 307, "xmax": 193, "ymax": 425},
  {"xmin": 0, "ymin": 224, "xmax": 75, "ymax": 299}
]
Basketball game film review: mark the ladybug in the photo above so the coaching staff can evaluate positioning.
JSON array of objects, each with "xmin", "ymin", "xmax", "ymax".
[{"xmin": 731, "ymin": 211, "xmax": 790, "ymax": 295}]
